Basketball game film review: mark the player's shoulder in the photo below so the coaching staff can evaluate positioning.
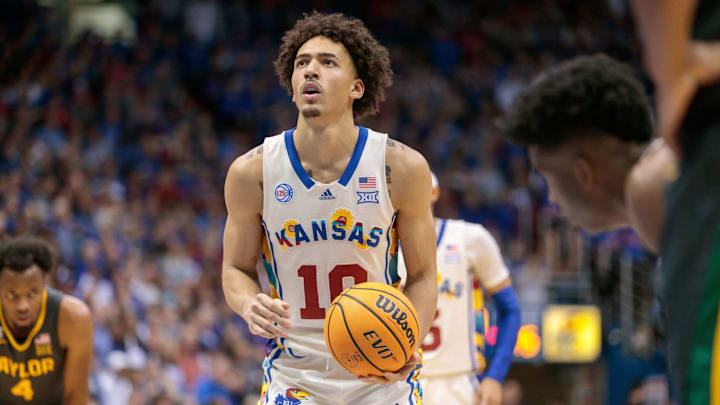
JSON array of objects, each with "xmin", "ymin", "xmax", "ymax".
[
  {"xmin": 59, "ymin": 294, "xmax": 91, "ymax": 323},
  {"xmin": 228, "ymin": 144, "xmax": 264, "ymax": 180},
  {"xmin": 60, "ymin": 294, "xmax": 91, "ymax": 319},
  {"xmin": 626, "ymin": 139, "xmax": 677, "ymax": 220},
  {"xmin": 448, "ymin": 218, "xmax": 483, "ymax": 232},
  {"xmin": 384, "ymin": 136, "xmax": 431, "ymax": 195},
  {"xmin": 457, "ymin": 219, "xmax": 498, "ymax": 246},
  {"xmin": 384, "ymin": 136, "xmax": 428, "ymax": 171},
  {"xmin": 625, "ymin": 139, "xmax": 676, "ymax": 252},
  {"xmin": 631, "ymin": 139, "xmax": 678, "ymax": 186},
  {"xmin": 440, "ymin": 217, "xmax": 466, "ymax": 232}
]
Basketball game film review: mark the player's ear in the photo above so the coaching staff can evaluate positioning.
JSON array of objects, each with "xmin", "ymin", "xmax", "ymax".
[
  {"xmin": 572, "ymin": 156, "xmax": 594, "ymax": 191},
  {"xmin": 350, "ymin": 78, "xmax": 364, "ymax": 100}
]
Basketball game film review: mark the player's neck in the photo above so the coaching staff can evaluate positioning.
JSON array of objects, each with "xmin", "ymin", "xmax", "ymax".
[
  {"xmin": 1, "ymin": 311, "xmax": 33, "ymax": 343},
  {"xmin": 294, "ymin": 113, "xmax": 359, "ymax": 168}
]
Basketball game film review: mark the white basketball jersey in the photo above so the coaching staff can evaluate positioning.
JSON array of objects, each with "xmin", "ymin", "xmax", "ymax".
[
  {"xmin": 398, "ymin": 218, "xmax": 508, "ymax": 377},
  {"xmin": 260, "ymin": 126, "xmax": 399, "ymax": 357}
]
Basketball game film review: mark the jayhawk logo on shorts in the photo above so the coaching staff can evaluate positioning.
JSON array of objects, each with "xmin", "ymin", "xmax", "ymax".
[{"xmin": 274, "ymin": 388, "xmax": 311, "ymax": 405}]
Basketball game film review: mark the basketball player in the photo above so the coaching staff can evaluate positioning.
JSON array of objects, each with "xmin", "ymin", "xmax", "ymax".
[
  {"xmin": 499, "ymin": 54, "xmax": 707, "ymax": 400},
  {"xmin": 221, "ymin": 12, "xmax": 437, "ymax": 405},
  {"xmin": 629, "ymin": 1, "xmax": 720, "ymax": 403},
  {"xmin": 0, "ymin": 236, "xmax": 93, "ymax": 404},
  {"xmin": 398, "ymin": 174, "xmax": 520, "ymax": 405},
  {"xmin": 499, "ymin": 54, "xmax": 674, "ymax": 253}
]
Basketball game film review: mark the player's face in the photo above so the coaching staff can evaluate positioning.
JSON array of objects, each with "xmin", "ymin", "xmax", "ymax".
[
  {"xmin": 291, "ymin": 36, "xmax": 363, "ymax": 120},
  {"xmin": 0, "ymin": 265, "xmax": 47, "ymax": 331},
  {"xmin": 529, "ymin": 146, "xmax": 613, "ymax": 232}
]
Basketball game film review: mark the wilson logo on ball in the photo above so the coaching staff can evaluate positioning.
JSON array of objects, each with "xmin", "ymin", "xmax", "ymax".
[{"xmin": 375, "ymin": 295, "xmax": 416, "ymax": 347}]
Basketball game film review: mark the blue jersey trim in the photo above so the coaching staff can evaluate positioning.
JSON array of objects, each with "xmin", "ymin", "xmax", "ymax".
[
  {"xmin": 261, "ymin": 339, "xmax": 282, "ymax": 404},
  {"xmin": 436, "ymin": 218, "xmax": 447, "ymax": 248},
  {"xmin": 266, "ymin": 345, "xmax": 282, "ymax": 384},
  {"xmin": 283, "ymin": 126, "xmax": 369, "ymax": 190},
  {"xmin": 384, "ymin": 212, "xmax": 398, "ymax": 284},
  {"xmin": 284, "ymin": 129, "xmax": 315, "ymax": 190},
  {"xmin": 261, "ymin": 218, "xmax": 283, "ymax": 299},
  {"xmin": 286, "ymin": 346, "xmax": 304, "ymax": 358},
  {"xmin": 338, "ymin": 126, "xmax": 368, "ymax": 186},
  {"xmin": 406, "ymin": 368, "xmax": 421, "ymax": 404},
  {"xmin": 468, "ymin": 270, "xmax": 479, "ymax": 371}
]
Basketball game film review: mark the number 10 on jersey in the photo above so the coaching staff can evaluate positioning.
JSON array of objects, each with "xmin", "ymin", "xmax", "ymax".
[{"xmin": 297, "ymin": 264, "xmax": 367, "ymax": 319}]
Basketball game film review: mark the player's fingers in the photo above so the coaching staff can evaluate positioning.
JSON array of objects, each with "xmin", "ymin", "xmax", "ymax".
[
  {"xmin": 257, "ymin": 294, "xmax": 291, "ymax": 318},
  {"xmin": 251, "ymin": 313, "xmax": 288, "ymax": 338},
  {"xmin": 408, "ymin": 351, "xmax": 421, "ymax": 366},
  {"xmin": 251, "ymin": 301, "xmax": 293, "ymax": 329},
  {"xmin": 269, "ymin": 298, "xmax": 291, "ymax": 317},
  {"xmin": 358, "ymin": 375, "xmax": 391, "ymax": 385},
  {"xmin": 248, "ymin": 323, "xmax": 276, "ymax": 339},
  {"xmin": 382, "ymin": 362, "xmax": 415, "ymax": 382}
]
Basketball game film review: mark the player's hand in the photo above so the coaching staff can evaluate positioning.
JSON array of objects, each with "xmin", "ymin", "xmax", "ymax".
[
  {"xmin": 655, "ymin": 40, "xmax": 720, "ymax": 157},
  {"xmin": 358, "ymin": 351, "xmax": 421, "ymax": 385},
  {"xmin": 475, "ymin": 377, "xmax": 502, "ymax": 405},
  {"xmin": 240, "ymin": 293, "xmax": 292, "ymax": 339}
]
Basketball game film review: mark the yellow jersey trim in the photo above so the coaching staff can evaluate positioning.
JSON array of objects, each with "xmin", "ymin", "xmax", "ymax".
[
  {"xmin": 711, "ymin": 302, "xmax": 720, "ymax": 405},
  {"xmin": 0, "ymin": 289, "xmax": 48, "ymax": 352}
]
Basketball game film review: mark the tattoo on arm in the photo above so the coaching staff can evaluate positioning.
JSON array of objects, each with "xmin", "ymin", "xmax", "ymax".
[
  {"xmin": 385, "ymin": 165, "xmax": 392, "ymax": 198},
  {"xmin": 387, "ymin": 138, "xmax": 407, "ymax": 150},
  {"xmin": 246, "ymin": 146, "xmax": 263, "ymax": 160},
  {"xmin": 259, "ymin": 181, "xmax": 263, "ymax": 191}
]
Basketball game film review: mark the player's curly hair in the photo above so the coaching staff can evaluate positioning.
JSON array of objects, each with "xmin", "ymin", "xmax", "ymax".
[
  {"xmin": 498, "ymin": 54, "xmax": 653, "ymax": 149},
  {"xmin": 0, "ymin": 236, "xmax": 54, "ymax": 274},
  {"xmin": 274, "ymin": 11, "xmax": 393, "ymax": 118}
]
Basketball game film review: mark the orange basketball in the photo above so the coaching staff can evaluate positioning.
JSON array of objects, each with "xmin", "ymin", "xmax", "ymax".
[{"xmin": 323, "ymin": 281, "xmax": 420, "ymax": 377}]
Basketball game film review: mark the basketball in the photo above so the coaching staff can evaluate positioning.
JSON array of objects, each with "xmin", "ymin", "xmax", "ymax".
[{"xmin": 323, "ymin": 282, "xmax": 420, "ymax": 377}]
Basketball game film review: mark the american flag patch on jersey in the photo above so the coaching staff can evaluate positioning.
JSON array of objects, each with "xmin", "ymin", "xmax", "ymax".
[
  {"xmin": 35, "ymin": 333, "xmax": 50, "ymax": 345},
  {"xmin": 359, "ymin": 176, "xmax": 376, "ymax": 188}
]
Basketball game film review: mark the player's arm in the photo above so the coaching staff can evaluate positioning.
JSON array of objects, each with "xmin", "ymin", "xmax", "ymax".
[
  {"xmin": 625, "ymin": 139, "xmax": 678, "ymax": 253},
  {"xmin": 361, "ymin": 141, "xmax": 437, "ymax": 385},
  {"xmin": 58, "ymin": 296, "xmax": 93, "ymax": 405},
  {"xmin": 631, "ymin": 0, "xmax": 700, "ymax": 153},
  {"xmin": 467, "ymin": 225, "xmax": 520, "ymax": 405},
  {"xmin": 222, "ymin": 147, "xmax": 292, "ymax": 338},
  {"xmin": 390, "ymin": 144, "xmax": 437, "ymax": 345}
]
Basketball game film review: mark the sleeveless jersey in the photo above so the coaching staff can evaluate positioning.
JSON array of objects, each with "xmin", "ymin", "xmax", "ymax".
[
  {"xmin": 399, "ymin": 218, "xmax": 508, "ymax": 377},
  {"xmin": 0, "ymin": 287, "xmax": 65, "ymax": 405},
  {"xmin": 260, "ymin": 126, "xmax": 399, "ymax": 356}
]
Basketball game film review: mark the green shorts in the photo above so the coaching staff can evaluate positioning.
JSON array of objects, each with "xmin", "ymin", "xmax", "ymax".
[{"xmin": 660, "ymin": 123, "xmax": 720, "ymax": 405}]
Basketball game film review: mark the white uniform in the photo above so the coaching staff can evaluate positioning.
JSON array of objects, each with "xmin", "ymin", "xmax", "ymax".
[
  {"xmin": 257, "ymin": 126, "xmax": 421, "ymax": 405},
  {"xmin": 398, "ymin": 218, "xmax": 509, "ymax": 405}
]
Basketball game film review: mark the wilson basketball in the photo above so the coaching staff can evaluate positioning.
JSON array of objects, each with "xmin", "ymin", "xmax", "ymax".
[{"xmin": 323, "ymin": 282, "xmax": 420, "ymax": 377}]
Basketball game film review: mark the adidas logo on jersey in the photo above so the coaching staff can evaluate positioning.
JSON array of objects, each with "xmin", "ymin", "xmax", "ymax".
[{"xmin": 319, "ymin": 189, "xmax": 335, "ymax": 200}]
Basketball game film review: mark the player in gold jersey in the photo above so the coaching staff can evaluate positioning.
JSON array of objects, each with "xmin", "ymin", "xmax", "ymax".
[{"xmin": 0, "ymin": 236, "xmax": 93, "ymax": 405}]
